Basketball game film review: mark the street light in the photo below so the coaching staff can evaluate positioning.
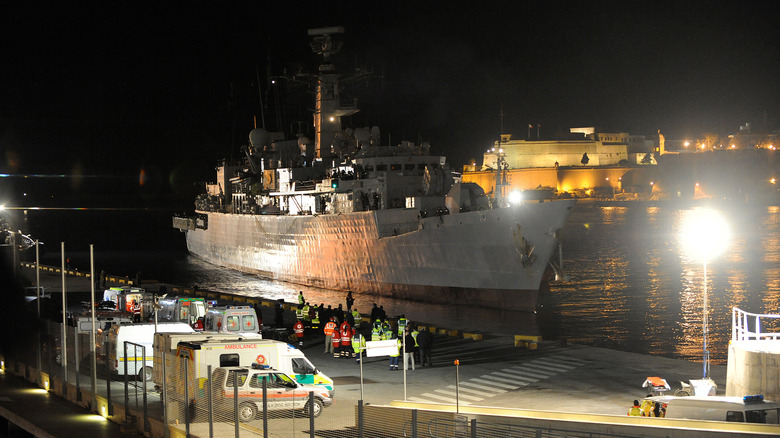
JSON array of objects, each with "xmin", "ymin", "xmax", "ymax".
[{"xmin": 679, "ymin": 208, "xmax": 730, "ymax": 379}]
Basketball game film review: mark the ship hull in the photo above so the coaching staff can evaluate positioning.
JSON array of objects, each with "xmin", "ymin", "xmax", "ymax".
[{"xmin": 184, "ymin": 200, "xmax": 575, "ymax": 311}]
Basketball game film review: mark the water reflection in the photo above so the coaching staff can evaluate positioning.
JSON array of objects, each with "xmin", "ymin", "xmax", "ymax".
[
  {"xmin": 550, "ymin": 202, "xmax": 780, "ymax": 365},
  {"xmin": 39, "ymin": 201, "xmax": 780, "ymax": 365}
]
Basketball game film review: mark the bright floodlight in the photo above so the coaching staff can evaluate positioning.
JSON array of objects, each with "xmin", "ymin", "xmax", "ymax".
[
  {"xmin": 679, "ymin": 209, "xmax": 730, "ymax": 264},
  {"xmin": 508, "ymin": 190, "xmax": 522, "ymax": 205}
]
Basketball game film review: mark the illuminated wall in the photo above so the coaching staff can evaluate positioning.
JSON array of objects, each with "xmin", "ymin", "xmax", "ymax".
[
  {"xmin": 461, "ymin": 167, "xmax": 642, "ymax": 195},
  {"xmin": 483, "ymin": 139, "xmax": 629, "ymax": 169}
]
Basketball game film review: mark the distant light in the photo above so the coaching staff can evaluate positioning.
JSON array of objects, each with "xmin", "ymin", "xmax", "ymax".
[
  {"xmin": 679, "ymin": 208, "xmax": 730, "ymax": 263},
  {"xmin": 329, "ymin": 116, "xmax": 335, "ymax": 122},
  {"xmin": 771, "ymin": 178, "xmax": 776, "ymax": 184},
  {"xmin": 684, "ymin": 141, "xmax": 690, "ymax": 147},
  {"xmin": 491, "ymin": 147, "xmax": 495, "ymax": 152},
  {"xmin": 730, "ymin": 144, "xmax": 736, "ymax": 149},
  {"xmin": 650, "ymin": 181, "xmax": 654, "ymax": 185},
  {"xmin": 498, "ymin": 148, "xmax": 503, "ymax": 154},
  {"xmin": 508, "ymin": 190, "xmax": 523, "ymax": 205},
  {"xmin": 0, "ymin": 205, "xmax": 5, "ymax": 211},
  {"xmin": 605, "ymin": 177, "xmax": 610, "ymax": 181},
  {"xmin": 695, "ymin": 182, "xmax": 700, "ymax": 186}
]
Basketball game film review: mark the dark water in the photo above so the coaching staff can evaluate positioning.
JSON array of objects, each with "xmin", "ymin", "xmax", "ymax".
[{"xmin": 20, "ymin": 201, "xmax": 780, "ymax": 365}]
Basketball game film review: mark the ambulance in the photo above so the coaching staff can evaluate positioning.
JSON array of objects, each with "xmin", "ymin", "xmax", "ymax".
[
  {"xmin": 102, "ymin": 286, "xmax": 152, "ymax": 321},
  {"xmin": 211, "ymin": 365, "xmax": 332, "ymax": 421},
  {"xmin": 157, "ymin": 297, "xmax": 208, "ymax": 328},
  {"xmin": 175, "ymin": 338, "xmax": 334, "ymax": 397},
  {"xmin": 152, "ymin": 331, "xmax": 262, "ymax": 389},
  {"xmin": 203, "ymin": 305, "xmax": 260, "ymax": 334},
  {"xmin": 108, "ymin": 322, "xmax": 194, "ymax": 381}
]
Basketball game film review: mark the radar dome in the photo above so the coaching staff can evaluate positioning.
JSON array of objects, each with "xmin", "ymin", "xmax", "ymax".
[{"xmin": 249, "ymin": 128, "xmax": 270, "ymax": 148}]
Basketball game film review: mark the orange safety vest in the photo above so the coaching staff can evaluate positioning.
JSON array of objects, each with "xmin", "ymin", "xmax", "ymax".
[
  {"xmin": 293, "ymin": 321, "xmax": 304, "ymax": 337},
  {"xmin": 324, "ymin": 321, "xmax": 337, "ymax": 336}
]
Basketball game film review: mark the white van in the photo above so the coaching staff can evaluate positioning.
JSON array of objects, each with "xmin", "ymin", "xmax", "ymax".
[
  {"xmin": 108, "ymin": 322, "xmax": 194, "ymax": 381},
  {"xmin": 652, "ymin": 395, "xmax": 780, "ymax": 423},
  {"xmin": 203, "ymin": 305, "xmax": 260, "ymax": 334}
]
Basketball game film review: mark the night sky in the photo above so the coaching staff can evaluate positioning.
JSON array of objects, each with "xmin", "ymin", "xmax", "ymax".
[{"xmin": 1, "ymin": 1, "xmax": 778, "ymax": 207}]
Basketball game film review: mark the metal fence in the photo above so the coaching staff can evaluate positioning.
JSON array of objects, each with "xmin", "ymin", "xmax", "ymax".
[
  {"xmin": 3, "ymin": 319, "xmax": 654, "ymax": 438},
  {"xmin": 162, "ymin": 353, "xmax": 348, "ymax": 437}
]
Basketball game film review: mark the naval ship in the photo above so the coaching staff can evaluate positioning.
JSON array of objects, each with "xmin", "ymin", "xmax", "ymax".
[{"xmin": 173, "ymin": 27, "xmax": 575, "ymax": 311}]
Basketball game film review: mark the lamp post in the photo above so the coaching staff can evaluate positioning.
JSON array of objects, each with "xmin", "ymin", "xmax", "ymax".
[{"xmin": 679, "ymin": 209, "xmax": 729, "ymax": 379}]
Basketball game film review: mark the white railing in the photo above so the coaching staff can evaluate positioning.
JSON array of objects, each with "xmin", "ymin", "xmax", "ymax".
[{"xmin": 732, "ymin": 307, "xmax": 780, "ymax": 341}]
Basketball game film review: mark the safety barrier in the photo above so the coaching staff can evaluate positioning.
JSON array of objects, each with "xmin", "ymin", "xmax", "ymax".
[
  {"xmin": 514, "ymin": 334, "xmax": 541, "ymax": 349},
  {"xmin": 732, "ymin": 307, "xmax": 780, "ymax": 341}
]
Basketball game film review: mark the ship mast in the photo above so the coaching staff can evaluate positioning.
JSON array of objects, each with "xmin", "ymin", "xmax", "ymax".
[{"xmin": 308, "ymin": 27, "xmax": 359, "ymax": 160}]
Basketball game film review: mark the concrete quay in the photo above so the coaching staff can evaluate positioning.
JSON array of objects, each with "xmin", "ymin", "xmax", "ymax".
[{"xmin": 3, "ymin": 265, "xmax": 780, "ymax": 437}]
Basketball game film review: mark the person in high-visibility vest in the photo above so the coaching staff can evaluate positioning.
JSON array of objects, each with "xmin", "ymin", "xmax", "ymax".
[
  {"xmin": 396, "ymin": 315, "xmax": 408, "ymax": 337},
  {"xmin": 351, "ymin": 308, "xmax": 362, "ymax": 328},
  {"xmin": 410, "ymin": 325, "xmax": 420, "ymax": 364},
  {"xmin": 311, "ymin": 307, "xmax": 320, "ymax": 330},
  {"xmin": 323, "ymin": 317, "xmax": 337, "ymax": 353},
  {"xmin": 297, "ymin": 291, "xmax": 305, "ymax": 305},
  {"xmin": 340, "ymin": 324, "xmax": 352, "ymax": 357},
  {"xmin": 382, "ymin": 322, "xmax": 393, "ymax": 341},
  {"xmin": 302, "ymin": 302, "xmax": 311, "ymax": 324},
  {"xmin": 371, "ymin": 323, "xmax": 382, "ymax": 341},
  {"xmin": 293, "ymin": 320, "xmax": 304, "ymax": 347},
  {"xmin": 640, "ymin": 399, "xmax": 654, "ymax": 417},
  {"xmin": 351, "ymin": 333, "xmax": 364, "ymax": 363},
  {"xmin": 296, "ymin": 304, "xmax": 305, "ymax": 320},
  {"xmin": 627, "ymin": 400, "xmax": 641, "ymax": 416},
  {"xmin": 389, "ymin": 337, "xmax": 401, "ymax": 370}
]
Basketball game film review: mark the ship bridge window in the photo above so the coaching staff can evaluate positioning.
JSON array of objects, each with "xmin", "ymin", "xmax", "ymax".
[
  {"xmin": 376, "ymin": 164, "xmax": 387, "ymax": 171},
  {"xmin": 404, "ymin": 164, "xmax": 415, "ymax": 171},
  {"xmin": 391, "ymin": 164, "xmax": 401, "ymax": 171},
  {"xmin": 365, "ymin": 165, "xmax": 374, "ymax": 172}
]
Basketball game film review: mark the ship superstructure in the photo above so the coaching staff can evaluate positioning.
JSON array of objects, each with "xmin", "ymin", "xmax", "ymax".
[{"xmin": 174, "ymin": 27, "xmax": 575, "ymax": 311}]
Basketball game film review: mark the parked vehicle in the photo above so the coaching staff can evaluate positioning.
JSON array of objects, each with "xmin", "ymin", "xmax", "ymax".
[
  {"xmin": 152, "ymin": 332, "xmax": 262, "ymax": 388},
  {"xmin": 645, "ymin": 394, "xmax": 780, "ymax": 423},
  {"xmin": 203, "ymin": 305, "xmax": 260, "ymax": 334},
  {"xmin": 107, "ymin": 322, "xmax": 194, "ymax": 381},
  {"xmin": 175, "ymin": 338, "xmax": 333, "ymax": 394},
  {"xmin": 157, "ymin": 297, "xmax": 208, "ymax": 328},
  {"xmin": 102, "ymin": 286, "xmax": 152, "ymax": 321},
  {"xmin": 211, "ymin": 365, "xmax": 332, "ymax": 421}
]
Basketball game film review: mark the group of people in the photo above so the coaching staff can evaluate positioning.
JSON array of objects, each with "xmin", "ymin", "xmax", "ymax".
[
  {"xmin": 370, "ymin": 315, "xmax": 434, "ymax": 371},
  {"xmin": 627, "ymin": 399, "xmax": 666, "ymax": 417},
  {"xmin": 289, "ymin": 291, "xmax": 434, "ymax": 369}
]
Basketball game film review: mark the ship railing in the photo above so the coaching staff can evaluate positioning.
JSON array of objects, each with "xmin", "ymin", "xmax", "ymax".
[{"xmin": 732, "ymin": 307, "xmax": 780, "ymax": 341}]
